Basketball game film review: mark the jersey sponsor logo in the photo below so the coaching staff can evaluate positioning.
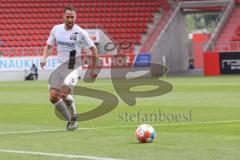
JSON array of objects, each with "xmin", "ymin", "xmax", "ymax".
[{"xmin": 57, "ymin": 41, "xmax": 75, "ymax": 48}]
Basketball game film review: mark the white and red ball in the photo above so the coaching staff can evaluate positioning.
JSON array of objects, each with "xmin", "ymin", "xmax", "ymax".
[{"xmin": 135, "ymin": 124, "xmax": 156, "ymax": 143}]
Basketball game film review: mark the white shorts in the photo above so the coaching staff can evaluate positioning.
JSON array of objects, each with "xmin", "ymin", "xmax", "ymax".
[{"xmin": 48, "ymin": 66, "xmax": 82, "ymax": 90}]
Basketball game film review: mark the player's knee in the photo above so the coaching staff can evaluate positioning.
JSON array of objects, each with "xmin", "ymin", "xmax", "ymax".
[
  {"xmin": 60, "ymin": 86, "xmax": 71, "ymax": 98},
  {"xmin": 49, "ymin": 95, "xmax": 60, "ymax": 104},
  {"xmin": 49, "ymin": 89, "xmax": 60, "ymax": 104}
]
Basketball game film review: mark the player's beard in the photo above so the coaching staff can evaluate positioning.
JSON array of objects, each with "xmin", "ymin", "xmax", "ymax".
[{"xmin": 66, "ymin": 21, "xmax": 74, "ymax": 29}]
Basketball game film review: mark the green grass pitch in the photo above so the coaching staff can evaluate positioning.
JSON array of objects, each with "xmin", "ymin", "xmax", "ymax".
[{"xmin": 0, "ymin": 76, "xmax": 239, "ymax": 160}]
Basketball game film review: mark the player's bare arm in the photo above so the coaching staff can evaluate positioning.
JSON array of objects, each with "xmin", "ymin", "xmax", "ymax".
[
  {"xmin": 41, "ymin": 44, "xmax": 53, "ymax": 69},
  {"xmin": 89, "ymin": 45, "xmax": 98, "ymax": 78}
]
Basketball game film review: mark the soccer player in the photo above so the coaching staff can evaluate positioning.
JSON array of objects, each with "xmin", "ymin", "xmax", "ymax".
[{"xmin": 40, "ymin": 6, "xmax": 98, "ymax": 131}]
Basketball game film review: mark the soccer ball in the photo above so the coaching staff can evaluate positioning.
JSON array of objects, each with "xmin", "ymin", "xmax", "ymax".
[{"xmin": 135, "ymin": 124, "xmax": 156, "ymax": 143}]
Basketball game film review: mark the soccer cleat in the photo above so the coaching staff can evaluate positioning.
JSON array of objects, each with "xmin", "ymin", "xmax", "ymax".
[{"xmin": 66, "ymin": 115, "xmax": 78, "ymax": 131}]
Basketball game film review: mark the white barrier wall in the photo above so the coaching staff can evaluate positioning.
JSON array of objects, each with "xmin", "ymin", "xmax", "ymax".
[
  {"xmin": 0, "ymin": 56, "xmax": 56, "ymax": 81},
  {"xmin": 0, "ymin": 70, "xmax": 52, "ymax": 81},
  {"xmin": 0, "ymin": 54, "xmax": 151, "ymax": 81}
]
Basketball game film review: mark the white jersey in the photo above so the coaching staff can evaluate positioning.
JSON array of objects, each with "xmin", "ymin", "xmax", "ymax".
[{"xmin": 47, "ymin": 23, "xmax": 95, "ymax": 66}]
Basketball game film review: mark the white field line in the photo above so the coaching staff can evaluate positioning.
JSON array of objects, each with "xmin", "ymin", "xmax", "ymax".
[
  {"xmin": 0, "ymin": 128, "xmax": 95, "ymax": 136},
  {"xmin": 0, "ymin": 120, "xmax": 239, "ymax": 136},
  {"xmin": 0, "ymin": 149, "xmax": 123, "ymax": 160},
  {"xmin": 0, "ymin": 129, "xmax": 63, "ymax": 135}
]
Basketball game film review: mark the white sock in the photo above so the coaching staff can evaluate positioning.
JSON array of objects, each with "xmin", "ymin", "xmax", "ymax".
[
  {"xmin": 54, "ymin": 99, "xmax": 71, "ymax": 121},
  {"xmin": 63, "ymin": 95, "xmax": 77, "ymax": 116}
]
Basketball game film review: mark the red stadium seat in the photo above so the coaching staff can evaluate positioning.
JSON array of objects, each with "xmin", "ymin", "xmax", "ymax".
[{"xmin": 1, "ymin": 0, "xmax": 164, "ymax": 55}]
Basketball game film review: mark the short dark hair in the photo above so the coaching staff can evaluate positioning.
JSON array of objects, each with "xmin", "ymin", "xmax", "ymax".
[{"xmin": 64, "ymin": 6, "xmax": 76, "ymax": 14}]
